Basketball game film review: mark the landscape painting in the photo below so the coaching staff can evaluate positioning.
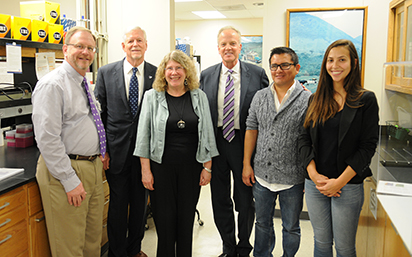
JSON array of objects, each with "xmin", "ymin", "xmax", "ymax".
[
  {"xmin": 287, "ymin": 8, "xmax": 367, "ymax": 93},
  {"xmin": 239, "ymin": 35, "xmax": 263, "ymax": 67}
]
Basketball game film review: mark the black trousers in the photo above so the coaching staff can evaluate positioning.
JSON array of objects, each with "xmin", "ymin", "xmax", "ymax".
[
  {"xmin": 150, "ymin": 160, "xmax": 202, "ymax": 257},
  {"xmin": 211, "ymin": 129, "xmax": 255, "ymax": 256},
  {"xmin": 106, "ymin": 156, "xmax": 148, "ymax": 257}
]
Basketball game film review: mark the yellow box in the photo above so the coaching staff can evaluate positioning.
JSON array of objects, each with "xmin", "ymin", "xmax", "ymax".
[
  {"xmin": 48, "ymin": 23, "xmax": 63, "ymax": 44},
  {"xmin": 11, "ymin": 16, "xmax": 31, "ymax": 40},
  {"xmin": 0, "ymin": 14, "xmax": 12, "ymax": 38},
  {"xmin": 32, "ymin": 19, "xmax": 48, "ymax": 42},
  {"xmin": 20, "ymin": 1, "xmax": 60, "ymax": 24}
]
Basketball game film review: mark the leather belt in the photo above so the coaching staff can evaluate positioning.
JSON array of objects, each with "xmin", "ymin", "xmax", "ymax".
[{"xmin": 68, "ymin": 154, "xmax": 98, "ymax": 161}]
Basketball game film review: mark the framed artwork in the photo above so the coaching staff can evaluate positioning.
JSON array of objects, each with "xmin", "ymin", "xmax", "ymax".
[
  {"xmin": 239, "ymin": 35, "xmax": 263, "ymax": 67},
  {"xmin": 287, "ymin": 7, "xmax": 368, "ymax": 93}
]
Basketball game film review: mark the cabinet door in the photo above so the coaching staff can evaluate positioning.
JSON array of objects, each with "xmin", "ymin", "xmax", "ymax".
[
  {"xmin": 29, "ymin": 211, "xmax": 51, "ymax": 257},
  {"xmin": 383, "ymin": 216, "xmax": 411, "ymax": 257},
  {"xmin": 0, "ymin": 220, "xmax": 28, "ymax": 257},
  {"xmin": 366, "ymin": 180, "xmax": 386, "ymax": 257}
]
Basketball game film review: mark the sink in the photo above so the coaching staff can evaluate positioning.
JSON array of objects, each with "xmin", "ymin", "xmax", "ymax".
[{"xmin": 0, "ymin": 168, "xmax": 24, "ymax": 181}]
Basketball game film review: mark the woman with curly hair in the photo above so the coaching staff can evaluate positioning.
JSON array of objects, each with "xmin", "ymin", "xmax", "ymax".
[
  {"xmin": 298, "ymin": 39, "xmax": 379, "ymax": 257},
  {"xmin": 134, "ymin": 50, "xmax": 219, "ymax": 257}
]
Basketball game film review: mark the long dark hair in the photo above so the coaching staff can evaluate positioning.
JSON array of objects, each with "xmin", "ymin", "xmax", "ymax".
[{"xmin": 303, "ymin": 39, "xmax": 365, "ymax": 128}]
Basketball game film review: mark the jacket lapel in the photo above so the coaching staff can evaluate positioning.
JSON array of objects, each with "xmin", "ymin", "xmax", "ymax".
[
  {"xmin": 338, "ymin": 103, "xmax": 357, "ymax": 146},
  {"xmin": 115, "ymin": 60, "xmax": 129, "ymax": 112},
  {"xmin": 239, "ymin": 61, "xmax": 250, "ymax": 114}
]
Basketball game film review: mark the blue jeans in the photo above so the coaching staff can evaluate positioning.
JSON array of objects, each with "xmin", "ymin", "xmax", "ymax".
[
  {"xmin": 253, "ymin": 181, "xmax": 304, "ymax": 257},
  {"xmin": 305, "ymin": 179, "xmax": 364, "ymax": 257}
]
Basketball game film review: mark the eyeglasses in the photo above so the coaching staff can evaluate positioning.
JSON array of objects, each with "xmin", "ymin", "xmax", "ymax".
[
  {"xmin": 66, "ymin": 44, "xmax": 97, "ymax": 53},
  {"xmin": 165, "ymin": 66, "xmax": 184, "ymax": 72},
  {"xmin": 270, "ymin": 63, "xmax": 295, "ymax": 71}
]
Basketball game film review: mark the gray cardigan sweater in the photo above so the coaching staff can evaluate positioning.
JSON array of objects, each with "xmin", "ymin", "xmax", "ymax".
[{"xmin": 246, "ymin": 81, "xmax": 311, "ymax": 185}]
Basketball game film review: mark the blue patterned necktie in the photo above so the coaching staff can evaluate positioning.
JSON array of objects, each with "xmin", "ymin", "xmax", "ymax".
[
  {"xmin": 223, "ymin": 69, "xmax": 235, "ymax": 142},
  {"xmin": 82, "ymin": 78, "xmax": 106, "ymax": 158},
  {"xmin": 129, "ymin": 67, "xmax": 139, "ymax": 116}
]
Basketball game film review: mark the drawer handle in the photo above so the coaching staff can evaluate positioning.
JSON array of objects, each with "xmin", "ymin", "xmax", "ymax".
[
  {"xmin": 104, "ymin": 199, "xmax": 110, "ymax": 205},
  {"xmin": 103, "ymin": 180, "xmax": 108, "ymax": 184},
  {"xmin": 35, "ymin": 216, "xmax": 46, "ymax": 222},
  {"xmin": 0, "ymin": 218, "xmax": 11, "ymax": 228},
  {"xmin": 0, "ymin": 202, "xmax": 10, "ymax": 210},
  {"xmin": 0, "ymin": 235, "xmax": 12, "ymax": 245}
]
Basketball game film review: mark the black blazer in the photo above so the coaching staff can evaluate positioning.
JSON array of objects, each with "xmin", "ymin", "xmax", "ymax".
[
  {"xmin": 95, "ymin": 59, "xmax": 157, "ymax": 174},
  {"xmin": 199, "ymin": 61, "xmax": 269, "ymax": 141},
  {"xmin": 298, "ymin": 91, "xmax": 379, "ymax": 183}
]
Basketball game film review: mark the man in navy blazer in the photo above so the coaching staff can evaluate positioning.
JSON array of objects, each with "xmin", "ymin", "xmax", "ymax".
[
  {"xmin": 95, "ymin": 26, "xmax": 157, "ymax": 257},
  {"xmin": 200, "ymin": 26, "xmax": 269, "ymax": 257}
]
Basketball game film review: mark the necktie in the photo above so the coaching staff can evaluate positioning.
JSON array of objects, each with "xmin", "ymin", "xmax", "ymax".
[
  {"xmin": 223, "ymin": 70, "xmax": 235, "ymax": 142},
  {"xmin": 83, "ymin": 78, "xmax": 107, "ymax": 158},
  {"xmin": 129, "ymin": 67, "xmax": 139, "ymax": 116}
]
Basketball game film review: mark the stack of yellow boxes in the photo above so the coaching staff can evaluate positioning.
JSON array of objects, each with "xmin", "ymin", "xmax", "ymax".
[
  {"xmin": 0, "ymin": 1, "xmax": 63, "ymax": 44},
  {"xmin": 20, "ymin": 1, "xmax": 63, "ymax": 44}
]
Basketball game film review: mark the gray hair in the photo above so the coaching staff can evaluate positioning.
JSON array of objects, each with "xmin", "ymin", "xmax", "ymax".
[
  {"xmin": 122, "ymin": 26, "xmax": 147, "ymax": 42},
  {"xmin": 217, "ymin": 26, "xmax": 241, "ymax": 43}
]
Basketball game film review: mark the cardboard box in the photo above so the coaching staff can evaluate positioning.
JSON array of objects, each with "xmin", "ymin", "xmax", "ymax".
[
  {"xmin": 11, "ymin": 16, "xmax": 31, "ymax": 40},
  {"xmin": 20, "ymin": 1, "xmax": 60, "ymax": 24},
  {"xmin": 31, "ymin": 19, "xmax": 48, "ymax": 42},
  {"xmin": 0, "ymin": 14, "xmax": 12, "ymax": 38},
  {"xmin": 48, "ymin": 23, "xmax": 63, "ymax": 44}
]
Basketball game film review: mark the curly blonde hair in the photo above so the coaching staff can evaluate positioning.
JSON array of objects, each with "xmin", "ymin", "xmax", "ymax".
[{"xmin": 153, "ymin": 50, "xmax": 199, "ymax": 92}]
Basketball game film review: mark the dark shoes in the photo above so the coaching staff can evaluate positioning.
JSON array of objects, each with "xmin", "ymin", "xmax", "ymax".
[{"xmin": 218, "ymin": 254, "xmax": 249, "ymax": 257}]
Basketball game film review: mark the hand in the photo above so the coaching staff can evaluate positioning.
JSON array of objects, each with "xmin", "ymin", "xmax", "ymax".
[
  {"xmin": 66, "ymin": 182, "xmax": 87, "ymax": 207},
  {"xmin": 199, "ymin": 169, "xmax": 211, "ymax": 186},
  {"xmin": 242, "ymin": 165, "xmax": 255, "ymax": 187},
  {"xmin": 316, "ymin": 178, "xmax": 342, "ymax": 197},
  {"xmin": 142, "ymin": 169, "xmax": 154, "ymax": 191},
  {"xmin": 99, "ymin": 152, "xmax": 110, "ymax": 170}
]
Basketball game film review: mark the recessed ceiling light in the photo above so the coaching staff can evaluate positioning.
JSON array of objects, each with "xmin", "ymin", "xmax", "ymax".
[{"xmin": 192, "ymin": 11, "xmax": 226, "ymax": 19}]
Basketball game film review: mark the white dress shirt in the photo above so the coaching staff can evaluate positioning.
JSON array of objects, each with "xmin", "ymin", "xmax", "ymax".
[{"xmin": 123, "ymin": 59, "xmax": 145, "ymax": 105}]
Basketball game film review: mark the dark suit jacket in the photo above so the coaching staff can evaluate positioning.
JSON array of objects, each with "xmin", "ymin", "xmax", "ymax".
[
  {"xmin": 95, "ymin": 59, "xmax": 157, "ymax": 174},
  {"xmin": 199, "ymin": 61, "xmax": 269, "ymax": 141},
  {"xmin": 298, "ymin": 91, "xmax": 379, "ymax": 183}
]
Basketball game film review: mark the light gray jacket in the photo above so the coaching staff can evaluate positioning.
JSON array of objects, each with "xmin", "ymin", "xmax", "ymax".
[
  {"xmin": 133, "ymin": 88, "xmax": 219, "ymax": 164},
  {"xmin": 246, "ymin": 81, "xmax": 311, "ymax": 185}
]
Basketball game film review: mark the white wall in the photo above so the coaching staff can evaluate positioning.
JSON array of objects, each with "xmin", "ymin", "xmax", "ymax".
[
  {"xmin": 106, "ymin": 0, "xmax": 174, "ymax": 67},
  {"xmin": 175, "ymin": 18, "xmax": 263, "ymax": 71}
]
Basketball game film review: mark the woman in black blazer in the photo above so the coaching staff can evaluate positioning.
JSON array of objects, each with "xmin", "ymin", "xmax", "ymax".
[{"xmin": 298, "ymin": 39, "xmax": 379, "ymax": 257}]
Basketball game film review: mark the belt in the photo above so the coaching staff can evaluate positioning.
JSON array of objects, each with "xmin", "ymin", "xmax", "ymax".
[{"xmin": 68, "ymin": 154, "xmax": 99, "ymax": 161}]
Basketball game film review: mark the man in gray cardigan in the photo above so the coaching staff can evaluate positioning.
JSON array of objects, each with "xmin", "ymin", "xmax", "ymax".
[{"xmin": 242, "ymin": 47, "xmax": 311, "ymax": 257}]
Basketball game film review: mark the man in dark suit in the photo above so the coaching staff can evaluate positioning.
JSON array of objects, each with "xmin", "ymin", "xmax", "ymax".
[
  {"xmin": 95, "ymin": 26, "xmax": 157, "ymax": 257},
  {"xmin": 200, "ymin": 26, "xmax": 269, "ymax": 257}
]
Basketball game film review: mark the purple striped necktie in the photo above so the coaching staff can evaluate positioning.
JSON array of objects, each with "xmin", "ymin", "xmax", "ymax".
[
  {"xmin": 82, "ymin": 78, "xmax": 107, "ymax": 158},
  {"xmin": 223, "ymin": 69, "xmax": 235, "ymax": 142}
]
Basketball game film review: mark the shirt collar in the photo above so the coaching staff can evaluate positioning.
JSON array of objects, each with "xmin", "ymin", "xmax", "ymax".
[
  {"xmin": 62, "ymin": 61, "xmax": 85, "ymax": 85},
  {"xmin": 124, "ymin": 59, "xmax": 145, "ymax": 75},
  {"xmin": 221, "ymin": 61, "xmax": 240, "ymax": 75},
  {"xmin": 271, "ymin": 80, "xmax": 297, "ymax": 97}
]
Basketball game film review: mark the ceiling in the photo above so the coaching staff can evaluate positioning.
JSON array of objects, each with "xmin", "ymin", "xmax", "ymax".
[{"xmin": 175, "ymin": 0, "xmax": 265, "ymax": 21}]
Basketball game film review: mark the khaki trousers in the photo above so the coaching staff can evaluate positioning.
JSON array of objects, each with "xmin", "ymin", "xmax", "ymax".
[{"xmin": 36, "ymin": 155, "xmax": 104, "ymax": 257}]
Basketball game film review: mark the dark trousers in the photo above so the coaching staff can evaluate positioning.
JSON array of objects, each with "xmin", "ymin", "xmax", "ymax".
[
  {"xmin": 211, "ymin": 129, "xmax": 255, "ymax": 256},
  {"xmin": 106, "ymin": 156, "xmax": 148, "ymax": 257},
  {"xmin": 150, "ymin": 160, "xmax": 202, "ymax": 257}
]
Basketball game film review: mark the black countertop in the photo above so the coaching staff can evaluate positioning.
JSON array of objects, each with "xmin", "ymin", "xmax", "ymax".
[{"xmin": 0, "ymin": 145, "xmax": 39, "ymax": 195}]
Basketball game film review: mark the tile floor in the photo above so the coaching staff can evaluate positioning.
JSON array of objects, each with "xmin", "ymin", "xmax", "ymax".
[{"xmin": 102, "ymin": 184, "xmax": 315, "ymax": 257}]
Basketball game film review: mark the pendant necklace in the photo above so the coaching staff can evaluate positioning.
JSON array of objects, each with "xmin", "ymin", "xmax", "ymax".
[{"xmin": 167, "ymin": 91, "xmax": 187, "ymax": 129}]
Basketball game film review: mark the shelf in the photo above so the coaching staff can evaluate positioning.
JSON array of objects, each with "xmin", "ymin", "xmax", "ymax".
[{"xmin": 0, "ymin": 38, "xmax": 63, "ymax": 58}]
